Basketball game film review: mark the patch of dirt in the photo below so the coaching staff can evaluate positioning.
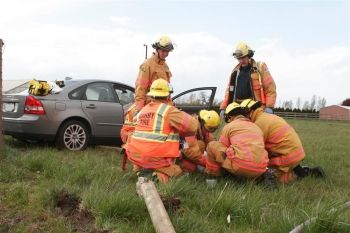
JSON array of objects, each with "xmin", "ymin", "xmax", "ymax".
[
  {"xmin": 160, "ymin": 195, "xmax": 181, "ymax": 212},
  {"xmin": 0, "ymin": 205, "xmax": 27, "ymax": 233},
  {"xmin": 54, "ymin": 190, "xmax": 110, "ymax": 233}
]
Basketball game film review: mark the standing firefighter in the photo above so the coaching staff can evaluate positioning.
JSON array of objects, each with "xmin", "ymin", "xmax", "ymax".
[
  {"xmin": 240, "ymin": 99, "xmax": 325, "ymax": 184},
  {"xmin": 179, "ymin": 110, "xmax": 221, "ymax": 172},
  {"xmin": 220, "ymin": 42, "xmax": 276, "ymax": 117},
  {"xmin": 126, "ymin": 79, "xmax": 198, "ymax": 183},
  {"xmin": 205, "ymin": 103, "xmax": 269, "ymax": 179},
  {"xmin": 134, "ymin": 35, "xmax": 174, "ymax": 111}
]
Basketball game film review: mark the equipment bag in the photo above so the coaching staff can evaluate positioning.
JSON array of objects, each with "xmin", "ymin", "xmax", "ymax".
[{"xmin": 28, "ymin": 79, "xmax": 52, "ymax": 96}]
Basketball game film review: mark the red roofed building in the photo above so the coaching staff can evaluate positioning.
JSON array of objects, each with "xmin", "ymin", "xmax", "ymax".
[{"xmin": 319, "ymin": 105, "xmax": 350, "ymax": 121}]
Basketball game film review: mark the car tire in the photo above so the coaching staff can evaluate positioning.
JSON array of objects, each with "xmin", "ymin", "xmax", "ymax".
[{"xmin": 56, "ymin": 120, "xmax": 90, "ymax": 151}]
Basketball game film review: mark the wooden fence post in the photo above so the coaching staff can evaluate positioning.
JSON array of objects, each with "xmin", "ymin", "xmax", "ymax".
[{"xmin": 0, "ymin": 38, "xmax": 4, "ymax": 158}]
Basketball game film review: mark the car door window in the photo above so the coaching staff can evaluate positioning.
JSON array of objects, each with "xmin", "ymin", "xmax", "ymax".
[
  {"xmin": 85, "ymin": 83, "xmax": 115, "ymax": 102},
  {"xmin": 69, "ymin": 86, "xmax": 85, "ymax": 100},
  {"xmin": 114, "ymin": 86, "xmax": 135, "ymax": 105},
  {"xmin": 172, "ymin": 87, "xmax": 217, "ymax": 114}
]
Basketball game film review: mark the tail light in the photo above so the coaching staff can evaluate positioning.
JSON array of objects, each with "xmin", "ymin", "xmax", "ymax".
[{"xmin": 24, "ymin": 96, "xmax": 46, "ymax": 115}]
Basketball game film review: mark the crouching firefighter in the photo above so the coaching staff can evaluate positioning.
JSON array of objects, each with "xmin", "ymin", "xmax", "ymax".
[
  {"xmin": 179, "ymin": 110, "xmax": 221, "ymax": 173},
  {"xmin": 240, "ymin": 99, "xmax": 325, "ymax": 184},
  {"xmin": 126, "ymin": 79, "xmax": 198, "ymax": 183},
  {"xmin": 205, "ymin": 103, "xmax": 269, "ymax": 179}
]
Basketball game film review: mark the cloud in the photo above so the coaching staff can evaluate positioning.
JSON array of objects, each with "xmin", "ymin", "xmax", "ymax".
[
  {"xmin": 258, "ymin": 42, "xmax": 350, "ymax": 105},
  {"xmin": 0, "ymin": 0, "xmax": 93, "ymax": 23},
  {"xmin": 1, "ymin": 10, "xmax": 349, "ymax": 106},
  {"xmin": 109, "ymin": 16, "xmax": 131, "ymax": 26}
]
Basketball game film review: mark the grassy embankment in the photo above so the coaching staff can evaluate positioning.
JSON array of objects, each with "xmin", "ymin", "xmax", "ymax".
[{"xmin": 0, "ymin": 119, "xmax": 349, "ymax": 233}]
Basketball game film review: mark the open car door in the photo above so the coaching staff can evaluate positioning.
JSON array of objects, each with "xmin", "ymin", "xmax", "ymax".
[{"xmin": 172, "ymin": 87, "xmax": 217, "ymax": 115}]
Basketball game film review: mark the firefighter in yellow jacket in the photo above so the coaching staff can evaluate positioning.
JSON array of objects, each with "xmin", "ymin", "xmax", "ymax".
[
  {"xmin": 240, "ymin": 99, "xmax": 325, "ymax": 183},
  {"xmin": 205, "ymin": 103, "xmax": 269, "ymax": 179},
  {"xmin": 179, "ymin": 110, "xmax": 220, "ymax": 172},
  {"xmin": 134, "ymin": 35, "xmax": 174, "ymax": 111},
  {"xmin": 220, "ymin": 42, "xmax": 276, "ymax": 117},
  {"xmin": 126, "ymin": 79, "xmax": 198, "ymax": 183}
]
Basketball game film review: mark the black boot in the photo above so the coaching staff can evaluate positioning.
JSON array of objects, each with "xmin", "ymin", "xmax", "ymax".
[
  {"xmin": 137, "ymin": 169, "xmax": 155, "ymax": 179},
  {"xmin": 293, "ymin": 165, "xmax": 308, "ymax": 178},
  {"xmin": 293, "ymin": 165, "xmax": 326, "ymax": 179},
  {"xmin": 309, "ymin": 166, "xmax": 326, "ymax": 178},
  {"xmin": 263, "ymin": 168, "xmax": 278, "ymax": 190}
]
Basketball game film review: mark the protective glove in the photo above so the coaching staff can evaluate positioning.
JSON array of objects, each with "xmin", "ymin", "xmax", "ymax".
[
  {"xmin": 220, "ymin": 109, "xmax": 225, "ymax": 119},
  {"xmin": 265, "ymin": 107, "xmax": 273, "ymax": 114}
]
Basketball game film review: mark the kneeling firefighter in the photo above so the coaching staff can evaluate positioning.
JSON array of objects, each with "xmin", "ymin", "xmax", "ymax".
[
  {"xmin": 179, "ymin": 110, "xmax": 221, "ymax": 172},
  {"xmin": 205, "ymin": 102, "xmax": 269, "ymax": 179},
  {"xmin": 126, "ymin": 79, "xmax": 198, "ymax": 183},
  {"xmin": 240, "ymin": 99, "xmax": 325, "ymax": 184}
]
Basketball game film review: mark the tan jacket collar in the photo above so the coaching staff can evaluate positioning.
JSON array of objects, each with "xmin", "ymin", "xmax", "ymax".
[{"xmin": 250, "ymin": 107, "xmax": 264, "ymax": 122}]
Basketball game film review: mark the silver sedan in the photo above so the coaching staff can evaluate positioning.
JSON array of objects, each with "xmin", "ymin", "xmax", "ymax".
[{"xmin": 2, "ymin": 79, "xmax": 135, "ymax": 150}]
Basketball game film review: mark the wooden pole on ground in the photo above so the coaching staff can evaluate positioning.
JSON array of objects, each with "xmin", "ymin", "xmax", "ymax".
[{"xmin": 136, "ymin": 177, "xmax": 176, "ymax": 233}]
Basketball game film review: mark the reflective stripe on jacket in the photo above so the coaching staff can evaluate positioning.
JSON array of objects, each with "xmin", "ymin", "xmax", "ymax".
[
  {"xmin": 127, "ymin": 101, "xmax": 197, "ymax": 168},
  {"xmin": 250, "ymin": 108, "xmax": 305, "ymax": 166},
  {"xmin": 135, "ymin": 54, "xmax": 172, "ymax": 110},
  {"xmin": 219, "ymin": 116, "xmax": 268, "ymax": 173},
  {"xmin": 220, "ymin": 59, "xmax": 276, "ymax": 109},
  {"xmin": 120, "ymin": 103, "xmax": 138, "ymax": 144}
]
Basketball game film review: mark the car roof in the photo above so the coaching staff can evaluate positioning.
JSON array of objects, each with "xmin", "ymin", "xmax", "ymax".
[{"xmin": 64, "ymin": 79, "xmax": 134, "ymax": 91}]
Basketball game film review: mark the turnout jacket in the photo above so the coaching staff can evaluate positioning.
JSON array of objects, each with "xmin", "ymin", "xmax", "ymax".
[
  {"xmin": 219, "ymin": 116, "xmax": 268, "ymax": 173},
  {"xmin": 135, "ymin": 54, "xmax": 172, "ymax": 110},
  {"xmin": 250, "ymin": 108, "xmax": 305, "ymax": 166},
  {"xmin": 120, "ymin": 103, "xmax": 138, "ymax": 144},
  {"xmin": 220, "ymin": 59, "xmax": 276, "ymax": 109},
  {"xmin": 127, "ymin": 101, "xmax": 197, "ymax": 169}
]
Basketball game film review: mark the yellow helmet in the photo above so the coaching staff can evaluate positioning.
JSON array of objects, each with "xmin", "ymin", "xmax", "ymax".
[
  {"xmin": 152, "ymin": 35, "xmax": 174, "ymax": 51},
  {"xmin": 240, "ymin": 98, "xmax": 261, "ymax": 110},
  {"xmin": 199, "ymin": 110, "xmax": 220, "ymax": 131},
  {"xmin": 225, "ymin": 102, "xmax": 241, "ymax": 115},
  {"xmin": 147, "ymin": 79, "xmax": 172, "ymax": 97},
  {"xmin": 232, "ymin": 42, "xmax": 254, "ymax": 59}
]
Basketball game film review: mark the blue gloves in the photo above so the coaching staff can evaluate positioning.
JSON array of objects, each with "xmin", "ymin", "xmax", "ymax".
[{"xmin": 265, "ymin": 107, "xmax": 273, "ymax": 114}]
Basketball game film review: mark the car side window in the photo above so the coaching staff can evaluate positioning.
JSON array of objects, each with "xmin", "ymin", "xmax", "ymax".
[
  {"xmin": 173, "ymin": 90, "xmax": 212, "ymax": 107},
  {"xmin": 69, "ymin": 86, "xmax": 85, "ymax": 100},
  {"xmin": 85, "ymin": 83, "xmax": 115, "ymax": 102},
  {"xmin": 114, "ymin": 86, "xmax": 134, "ymax": 105}
]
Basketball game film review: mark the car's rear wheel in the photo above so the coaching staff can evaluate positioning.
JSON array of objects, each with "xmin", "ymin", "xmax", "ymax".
[{"xmin": 56, "ymin": 120, "xmax": 90, "ymax": 151}]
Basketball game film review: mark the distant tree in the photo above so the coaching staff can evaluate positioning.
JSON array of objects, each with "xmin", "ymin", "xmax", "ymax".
[
  {"xmin": 296, "ymin": 97, "xmax": 301, "ymax": 110},
  {"xmin": 341, "ymin": 98, "xmax": 350, "ymax": 106},
  {"xmin": 282, "ymin": 100, "xmax": 293, "ymax": 110},
  {"xmin": 315, "ymin": 96, "xmax": 326, "ymax": 111},
  {"xmin": 318, "ymin": 97, "xmax": 326, "ymax": 109},
  {"xmin": 188, "ymin": 93, "xmax": 196, "ymax": 104},
  {"xmin": 199, "ymin": 91, "xmax": 208, "ymax": 105},
  {"xmin": 310, "ymin": 95, "xmax": 316, "ymax": 111},
  {"xmin": 302, "ymin": 101, "xmax": 310, "ymax": 111}
]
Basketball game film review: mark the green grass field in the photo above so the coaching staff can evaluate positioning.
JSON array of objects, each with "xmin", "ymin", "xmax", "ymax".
[{"xmin": 1, "ymin": 119, "xmax": 349, "ymax": 233}]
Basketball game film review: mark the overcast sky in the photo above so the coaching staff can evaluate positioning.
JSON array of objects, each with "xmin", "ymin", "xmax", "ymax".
[{"xmin": 1, "ymin": 0, "xmax": 349, "ymax": 106}]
